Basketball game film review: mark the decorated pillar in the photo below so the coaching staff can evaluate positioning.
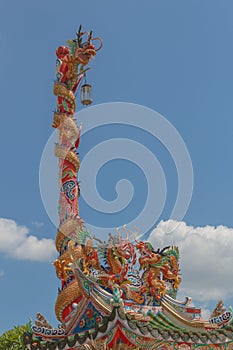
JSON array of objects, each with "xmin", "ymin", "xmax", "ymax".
[{"xmin": 52, "ymin": 26, "xmax": 102, "ymax": 325}]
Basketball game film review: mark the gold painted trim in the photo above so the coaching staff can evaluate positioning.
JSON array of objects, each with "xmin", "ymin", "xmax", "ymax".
[
  {"xmin": 53, "ymin": 82, "xmax": 76, "ymax": 111},
  {"xmin": 55, "ymin": 231, "xmax": 66, "ymax": 252},
  {"xmin": 53, "ymin": 112, "xmax": 68, "ymax": 128},
  {"xmin": 54, "ymin": 146, "xmax": 80, "ymax": 171},
  {"xmin": 161, "ymin": 299, "xmax": 212, "ymax": 330},
  {"xmin": 59, "ymin": 218, "xmax": 84, "ymax": 237},
  {"xmin": 55, "ymin": 281, "xmax": 81, "ymax": 322}
]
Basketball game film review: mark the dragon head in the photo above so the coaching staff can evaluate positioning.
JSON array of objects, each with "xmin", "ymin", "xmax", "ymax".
[
  {"xmin": 116, "ymin": 240, "xmax": 136, "ymax": 264},
  {"xmin": 74, "ymin": 42, "xmax": 96, "ymax": 66},
  {"xmin": 136, "ymin": 241, "xmax": 154, "ymax": 258},
  {"xmin": 71, "ymin": 26, "xmax": 102, "ymax": 66},
  {"xmin": 136, "ymin": 241, "xmax": 162, "ymax": 269}
]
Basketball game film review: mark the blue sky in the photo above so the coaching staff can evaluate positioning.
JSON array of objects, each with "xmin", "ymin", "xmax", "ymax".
[{"xmin": 1, "ymin": 0, "xmax": 233, "ymax": 334}]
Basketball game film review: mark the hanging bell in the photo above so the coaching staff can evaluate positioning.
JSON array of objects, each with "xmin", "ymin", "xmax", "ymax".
[{"xmin": 81, "ymin": 83, "xmax": 92, "ymax": 106}]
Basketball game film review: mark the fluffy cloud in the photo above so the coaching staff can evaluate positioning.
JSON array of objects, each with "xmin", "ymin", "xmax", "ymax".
[
  {"xmin": 0, "ymin": 218, "xmax": 56, "ymax": 262},
  {"xmin": 148, "ymin": 220, "xmax": 233, "ymax": 303}
]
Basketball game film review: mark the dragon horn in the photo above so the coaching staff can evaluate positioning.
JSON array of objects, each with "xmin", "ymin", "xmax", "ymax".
[
  {"xmin": 127, "ymin": 229, "xmax": 136, "ymax": 242},
  {"xmin": 88, "ymin": 30, "xmax": 93, "ymax": 43},
  {"xmin": 123, "ymin": 224, "xmax": 129, "ymax": 240},
  {"xmin": 76, "ymin": 25, "xmax": 88, "ymax": 46},
  {"xmin": 109, "ymin": 232, "xmax": 115, "ymax": 244},
  {"xmin": 77, "ymin": 24, "xmax": 82, "ymax": 35},
  {"xmin": 115, "ymin": 227, "xmax": 121, "ymax": 241},
  {"xmin": 76, "ymin": 25, "xmax": 82, "ymax": 44},
  {"xmin": 93, "ymin": 234, "xmax": 103, "ymax": 245}
]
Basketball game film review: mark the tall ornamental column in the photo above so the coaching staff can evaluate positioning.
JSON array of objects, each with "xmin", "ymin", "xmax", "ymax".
[{"xmin": 52, "ymin": 27, "xmax": 102, "ymax": 325}]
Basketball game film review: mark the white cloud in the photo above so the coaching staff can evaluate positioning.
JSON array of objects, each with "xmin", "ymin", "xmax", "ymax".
[
  {"xmin": 148, "ymin": 220, "xmax": 233, "ymax": 303},
  {"xmin": 0, "ymin": 270, "xmax": 4, "ymax": 278},
  {"xmin": 201, "ymin": 307, "xmax": 211, "ymax": 320},
  {"xmin": 0, "ymin": 218, "xmax": 56, "ymax": 262}
]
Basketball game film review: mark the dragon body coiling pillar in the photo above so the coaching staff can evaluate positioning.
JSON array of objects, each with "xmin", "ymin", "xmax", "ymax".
[{"xmin": 52, "ymin": 27, "xmax": 102, "ymax": 325}]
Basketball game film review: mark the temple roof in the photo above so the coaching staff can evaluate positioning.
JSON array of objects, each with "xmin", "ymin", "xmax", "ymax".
[{"xmin": 23, "ymin": 301, "xmax": 233, "ymax": 349}]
